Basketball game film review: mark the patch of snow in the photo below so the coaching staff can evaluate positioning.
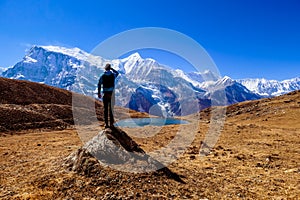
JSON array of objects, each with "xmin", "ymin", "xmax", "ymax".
[{"xmin": 23, "ymin": 56, "xmax": 37, "ymax": 63}]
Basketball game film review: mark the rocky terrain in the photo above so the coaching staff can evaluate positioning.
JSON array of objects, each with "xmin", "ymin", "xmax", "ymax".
[{"xmin": 0, "ymin": 78, "xmax": 299, "ymax": 199}]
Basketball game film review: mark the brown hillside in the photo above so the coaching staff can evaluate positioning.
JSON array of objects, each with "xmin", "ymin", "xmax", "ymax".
[
  {"xmin": 0, "ymin": 77, "xmax": 72, "ymax": 105},
  {"xmin": 226, "ymin": 90, "xmax": 300, "ymax": 129},
  {"xmin": 0, "ymin": 77, "xmax": 104, "ymax": 132}
]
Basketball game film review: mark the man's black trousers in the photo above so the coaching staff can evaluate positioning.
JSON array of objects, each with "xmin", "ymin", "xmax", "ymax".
[{"xmin": 103, "ymin": 92, "xmax": 115, "ymax": 127}]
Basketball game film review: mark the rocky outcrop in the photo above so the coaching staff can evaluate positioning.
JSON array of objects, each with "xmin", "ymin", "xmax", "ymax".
[{"xmin": 64, "ymin": 127, "xmax": 184, "ymax": 182}]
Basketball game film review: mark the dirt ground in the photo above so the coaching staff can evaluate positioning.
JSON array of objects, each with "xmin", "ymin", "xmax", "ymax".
[{"xmin": 0, "ymin": 91, "xmax": 299, "ymax": 199}]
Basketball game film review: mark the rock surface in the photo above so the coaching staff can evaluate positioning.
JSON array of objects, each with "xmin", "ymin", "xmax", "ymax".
[{"xmin": 65, "ymin": 127, "xmax": 184, "ymax": 181}]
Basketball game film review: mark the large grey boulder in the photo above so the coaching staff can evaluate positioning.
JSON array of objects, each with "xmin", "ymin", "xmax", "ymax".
[{"xmin": 66, "ymin": 127, "xmax": 163, "ymax": 173}]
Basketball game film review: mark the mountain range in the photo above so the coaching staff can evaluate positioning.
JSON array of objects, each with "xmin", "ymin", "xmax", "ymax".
[
  {"xmin": 236, "ymin": 77, "xmax": 300, "ymax": 97},
  {"xmin": 1, "ymin": 45, "xmax": 299, "ymax": 116}
]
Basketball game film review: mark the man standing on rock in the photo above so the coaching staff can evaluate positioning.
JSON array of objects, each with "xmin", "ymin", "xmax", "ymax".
[{"xmin": 98, "ymin": 63, "xmax": 119, "ymax": 128}]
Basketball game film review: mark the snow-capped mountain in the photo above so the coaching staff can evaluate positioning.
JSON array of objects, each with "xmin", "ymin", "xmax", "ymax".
[
  {"xmin": 200, "ymin": 76, "xmax": 261, "ymax": 105},
  {"xmin": 2, "ymin": 46, "xmax": 104, "ymax": 89},
  {"xmin": 237, "ymin": 78, "xmax": 300, "ymax": 97},
  {"xmin": 2, "ymin": 45, "xmax": 263, "ymax": 116},
  {"xmin": 187, "ymin": 70, "xmax": 219, "ymax": 83}
]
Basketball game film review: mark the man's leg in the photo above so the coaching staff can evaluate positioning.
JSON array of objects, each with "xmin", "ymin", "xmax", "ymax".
[
  {"xmin": 109, "ymin": 101, "xmax": 114, "ymax": 127},
  {"xmin": 108, "ymin": 93, "xmax": 115, "ymax": 127},
  {"xmin": 103, "ymin": 93, "xmax": 109, "ymax": 128}
]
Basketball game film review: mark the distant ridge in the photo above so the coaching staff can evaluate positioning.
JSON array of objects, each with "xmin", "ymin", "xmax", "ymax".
[{"xmin": 237, "ymin": 77, "xmax": 300, "ymax": 97}]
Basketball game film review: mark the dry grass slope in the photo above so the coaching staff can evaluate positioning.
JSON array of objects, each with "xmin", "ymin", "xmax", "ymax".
[{"xmin": 0, "ymin": 77, "xmax": 104, "ymax": 132}]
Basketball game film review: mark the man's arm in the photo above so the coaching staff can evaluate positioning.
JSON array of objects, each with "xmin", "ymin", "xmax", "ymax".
[{"xmin": 111, "ymin": 68, "xmax": 119, "ymax": 78}]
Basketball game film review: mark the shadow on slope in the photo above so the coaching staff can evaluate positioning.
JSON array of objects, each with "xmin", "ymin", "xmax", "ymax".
[{"xmin": 64, "ymin": 127, "xmax": 185, "ymax": 183}]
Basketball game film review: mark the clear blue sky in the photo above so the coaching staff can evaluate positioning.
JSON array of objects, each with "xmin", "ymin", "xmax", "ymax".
[{"xmin": 0, "ymin": 0, "xmax": 299, "ymax": 80}]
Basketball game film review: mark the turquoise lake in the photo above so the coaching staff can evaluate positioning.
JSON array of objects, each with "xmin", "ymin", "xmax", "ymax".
[{"xmin": 115, "ymin": 118, "xmax": 189, "ymax": 128}]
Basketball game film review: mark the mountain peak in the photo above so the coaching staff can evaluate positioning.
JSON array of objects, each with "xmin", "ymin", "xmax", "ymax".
[
  {"xmin": 120, "ymin": 52, "xmax": 145, "ymax": 74},
  {"xmin": 127, "ymin": 52, "xmax": 143, "ymax": 61},
  {"xmin": 218, "ymin": 76, "xmax": 234, "ymax": 85},
  {"xmin": 25, "ymin": 45, "xmax": 105, "ymax": 67},
  {"xmin": 40, "ymin": 45, "xmax": 87, "ymax": 57}
]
